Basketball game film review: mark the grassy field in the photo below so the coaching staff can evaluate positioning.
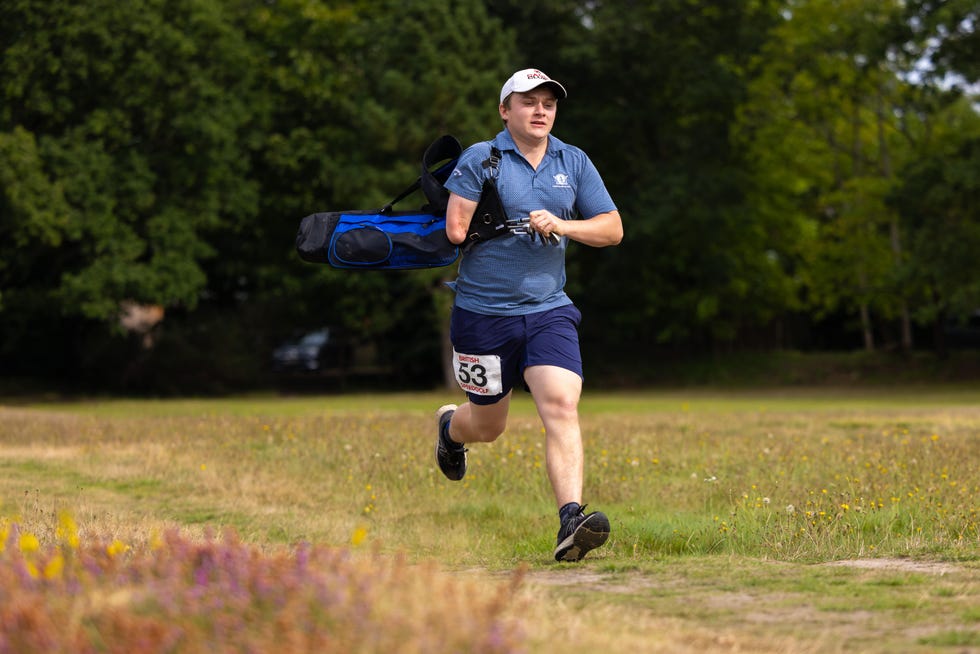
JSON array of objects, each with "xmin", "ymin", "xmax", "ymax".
[{"xmin": 1, "ymin": 387, "xmax": 978, "ymax": 652}]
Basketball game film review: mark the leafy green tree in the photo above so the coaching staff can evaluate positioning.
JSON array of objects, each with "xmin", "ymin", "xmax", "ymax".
[
  {"xmin": 4, "ymin": 0, "xmax": 978, "ymax": 389},
  {"xmin": 735, "ymin": 0, "xmax": 941, "ymax": 351},
  {"xmin": 890, "ymin": 100, "xmax": 980, "ymax": 355},
  {"xmin": 1, "ymin": 0, "xmax": 265, "ymax": 378},
  {"xmin": 241, "ymin": 0, "xmax": 515, "ymax": 385},
  {"xmin": 0, "ymin": 126, "xmax": 75, "ymax": 309},
  {"xmin": 0, "ymin": 0, "xmax": 514, "ymax": 387},
  {"xmin": 548, "ymin": 0, "xmax": 789, "ymax": 350},
  {"xmin": 901, "ymin": 0, "xmax": 979, "ymax": 85}
]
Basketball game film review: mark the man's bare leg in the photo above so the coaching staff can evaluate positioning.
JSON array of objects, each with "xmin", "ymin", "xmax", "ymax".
[
  {"xmin": 524, "ymin": 365, "xmax": 583, "ymax": 508},
  {"xmin": 525, "ymin": 364, "xmax": 609, "ymax": 561}
]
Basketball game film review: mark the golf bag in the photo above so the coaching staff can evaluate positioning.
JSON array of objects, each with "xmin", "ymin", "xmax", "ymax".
[{"xmin": 296, "ymin": 135, "xmax": 463, "ymax": 270}]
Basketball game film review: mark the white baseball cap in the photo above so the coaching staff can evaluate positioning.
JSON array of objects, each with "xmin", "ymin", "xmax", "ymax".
[{"xmin": 499, "ymin": 68, "xmax": 568, "ymax": 104}]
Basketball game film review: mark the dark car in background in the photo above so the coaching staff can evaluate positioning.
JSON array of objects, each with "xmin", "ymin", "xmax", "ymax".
[{"xmin": 271, "ymin": 328, "xmax": 352, "ymax": 374}]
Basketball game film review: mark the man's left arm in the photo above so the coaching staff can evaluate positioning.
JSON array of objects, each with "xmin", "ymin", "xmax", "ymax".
[{"xmin": 528, "ymin": 209, "xmax": 622, "ymax": 247}]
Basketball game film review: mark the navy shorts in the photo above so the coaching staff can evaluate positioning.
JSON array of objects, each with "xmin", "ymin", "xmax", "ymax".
[{"xmin": 449, "ymin": 304, "xmax": 583, "ymax": 405}]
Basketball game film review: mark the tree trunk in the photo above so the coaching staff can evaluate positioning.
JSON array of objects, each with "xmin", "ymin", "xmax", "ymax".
[
  {"xmin": 933, "ymin": 299, "xmax": 949, "ymax": 359},
  {"xmin": 857, "ymin": 266, "xmax": 875, "ymax": 351},
  {"xmin": 860, "ymin": 301, "xmax": 875, "ymax": 352},
  {"xmin": 877, "ymin": 87, "xmax": 913, "ymax": 351}
]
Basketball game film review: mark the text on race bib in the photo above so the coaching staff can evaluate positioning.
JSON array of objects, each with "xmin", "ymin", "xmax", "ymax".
[{"xmin": 452, "ymin": 350, "xmax": 503, "ymax": 396}]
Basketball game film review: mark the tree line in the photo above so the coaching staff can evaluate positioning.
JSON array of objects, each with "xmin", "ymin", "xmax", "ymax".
[{"xmin": 1, "ymin": 0, "xmax": 978, "ymax": 392}]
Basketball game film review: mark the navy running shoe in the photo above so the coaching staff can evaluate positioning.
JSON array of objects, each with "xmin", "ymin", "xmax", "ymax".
[
  {"xmin": 435, "ymin": 404, "xmax": 466, "ymax": 481},
  {"xmin": 554, "ymin": 505, "xmax": 610, "ymax": 562}
]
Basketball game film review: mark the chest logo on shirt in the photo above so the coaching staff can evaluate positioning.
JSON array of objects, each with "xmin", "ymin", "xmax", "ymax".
[{"xmin": 552, "ymin": 173, "xmax": 571, "ymax": 188}]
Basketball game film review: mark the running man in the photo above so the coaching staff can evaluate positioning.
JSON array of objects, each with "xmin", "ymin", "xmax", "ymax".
[{"xmin": 435, "ymin": 69, "xmax": 623, "ymax": 562}]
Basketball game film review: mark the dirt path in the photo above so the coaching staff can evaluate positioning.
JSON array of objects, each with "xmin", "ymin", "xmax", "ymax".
[{"xmin": 514, "ymin": 558, "xmax": 979, "ymax": 653}]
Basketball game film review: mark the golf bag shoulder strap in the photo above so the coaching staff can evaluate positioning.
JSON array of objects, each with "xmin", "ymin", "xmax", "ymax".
[
  {"xmin": 482, "ymin": 145, "xmax": 502, "ymax": 178},
  {"xmin": 463, "ymin": 142, "xmax": 509, "ymax": 252}
]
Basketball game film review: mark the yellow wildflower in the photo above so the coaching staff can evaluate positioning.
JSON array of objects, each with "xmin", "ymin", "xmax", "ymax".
[
  {"xmin": 19, "ymin": 533, "xmax": 40, "ymax": 554},
  {"xmin": 43, "ymin": 553, "xmax": 64, "ymax": 579},
  {"xmin": 57, "ymin": 511, "xmax": 80, "ymax": 549},
  {"xmin": 106, "ymin": 540, "xmax": 130, "ymax": 557}
]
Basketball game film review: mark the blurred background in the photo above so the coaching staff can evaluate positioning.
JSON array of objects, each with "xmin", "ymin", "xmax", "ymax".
[{"xmin": 1, "ymin": 0, "xmax": 978, "ymax": 395}]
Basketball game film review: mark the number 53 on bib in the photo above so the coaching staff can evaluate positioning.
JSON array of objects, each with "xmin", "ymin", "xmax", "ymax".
[{"xmin": 452, "ymin": 350, "xmax": 503, "ymax": 396}]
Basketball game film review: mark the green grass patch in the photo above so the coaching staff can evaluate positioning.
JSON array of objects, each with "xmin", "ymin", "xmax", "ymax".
[
  {"xmin": 918, "ymin": 631, "xmax": 980, "ymax": 647},
  {"xmin": 1, "ymin": 389, "xmax": 978, "ymax": 652}
]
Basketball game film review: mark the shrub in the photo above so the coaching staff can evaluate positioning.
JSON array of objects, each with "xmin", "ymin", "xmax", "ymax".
[{"xmin": 0, "ymin": 519, "xmax": 527, "ymax": 653}]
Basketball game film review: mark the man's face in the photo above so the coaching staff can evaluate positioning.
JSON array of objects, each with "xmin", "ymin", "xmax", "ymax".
[{"xmin": 500, "ymin": 89, "xmax": 558, "ymax": 142}]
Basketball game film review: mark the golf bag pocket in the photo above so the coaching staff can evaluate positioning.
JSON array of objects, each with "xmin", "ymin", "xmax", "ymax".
[
  {"xmin": 296, "ymin": 210, "xmax": 459, "ymax": 270},
  {"xmin": 296, "ymin": 212, "xmax": 340, "ymax": 264}
]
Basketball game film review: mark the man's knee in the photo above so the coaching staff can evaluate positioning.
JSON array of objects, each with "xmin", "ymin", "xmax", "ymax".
[
  {"xmin": 466, "ymin": 400, "xmax": 509, "ymax": 442},
  {"xmin": 470, "ymin": 414, "xmax": 507, "ymax": 442},
  {"xmin": 547, "ymin": 393, "xmax": 579, "ymax": 416},
  {"xmin": 525, "ymin": 366, "xmax": 582, "ymax": 420}
]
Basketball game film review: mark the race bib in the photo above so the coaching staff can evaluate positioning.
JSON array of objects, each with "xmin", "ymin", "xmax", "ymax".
[{"xmin": 452, "ymin": 350, "xmax": 503, "ymax": 396}]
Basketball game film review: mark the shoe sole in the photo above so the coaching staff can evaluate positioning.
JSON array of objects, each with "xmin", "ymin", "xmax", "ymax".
[{"xmin": 554, "ymin": 512, "xmax": 611, "ymax": 562}]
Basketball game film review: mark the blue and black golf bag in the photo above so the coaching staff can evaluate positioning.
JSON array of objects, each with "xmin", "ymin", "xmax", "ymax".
[{"xmin": 295, "ymin": 135, "xmax": 463, "ymax": 270}]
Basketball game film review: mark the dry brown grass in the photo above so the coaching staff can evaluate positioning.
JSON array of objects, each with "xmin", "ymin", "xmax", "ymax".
[{"xmin": 1, "ymin": 391, "xmax": 978, "ymax": 652}]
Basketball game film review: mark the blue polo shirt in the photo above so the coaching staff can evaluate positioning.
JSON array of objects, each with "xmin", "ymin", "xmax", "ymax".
[{"xmin": 444, "ymin": 129, "xmax": 616, "ymax": 316}]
